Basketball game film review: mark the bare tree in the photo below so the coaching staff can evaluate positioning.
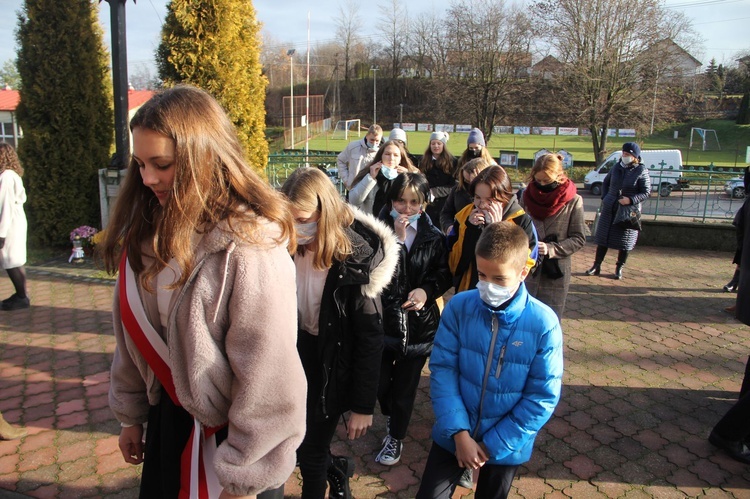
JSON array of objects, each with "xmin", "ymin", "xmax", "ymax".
[
  {"xmin": 536, "ymin": 0, "xmax": 696, "ymax": 163},
  {"xmin": 377, "ymin": 0, "xmax": 409, "ymax": 79},
  {"xmin": 411, "ymin": 11, "xmax": 448, "ymax": 78},
  {"xmin": 443, "ymin": 0, "xmax": 533, "ymax": 141},
  {"xmin": 335, "ymin": 1, "xmax": 362, "ymax": 82}
]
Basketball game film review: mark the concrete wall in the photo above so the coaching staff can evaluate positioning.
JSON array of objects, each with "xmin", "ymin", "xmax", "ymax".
[{"xmin": 636, "ymin": 220, "xmax": 735, "ymax": 252}]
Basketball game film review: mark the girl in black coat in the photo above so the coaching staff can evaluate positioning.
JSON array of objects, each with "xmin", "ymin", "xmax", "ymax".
[
  {"xmin": 282, "ymin": 168, "xmax": 399, "ymax": 499},
  {"xmin": 376, "ymin": 173, "xmax": 453, "ymax": 467},
  {"xmin": 418, "ymin": 131, "xmax": 457, "ymax": 226},
  {"xmin": 586, "ymin": 142, "xmax": 651, "ymax": 280}
]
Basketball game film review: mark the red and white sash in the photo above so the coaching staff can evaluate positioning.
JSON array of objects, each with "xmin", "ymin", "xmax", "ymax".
[{"xmin": 119, "ymin": 254, "xmax": 224, "ymax": 499}]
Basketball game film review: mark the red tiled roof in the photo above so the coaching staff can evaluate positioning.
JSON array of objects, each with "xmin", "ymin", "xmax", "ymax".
[
  {"xmin": 128, "ymin": 89, "xmax": 154, "ymax": 110},
  {"xmin": 0, "ymin": 88, "xmax": 154, "ymax": 112},
  {"xmin": 0, "ymin": 89, "xmax": 20, "ymax": 112}
]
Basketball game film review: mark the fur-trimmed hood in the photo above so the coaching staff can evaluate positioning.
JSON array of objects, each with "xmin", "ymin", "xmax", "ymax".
[{"xmin": 348, "ymin": 205, "xmax": 399, "ymax": 298}]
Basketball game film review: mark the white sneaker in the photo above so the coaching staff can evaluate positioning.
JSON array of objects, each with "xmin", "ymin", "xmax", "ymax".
[{"xmin": 376, "ymin": 434, "xmax": 402, "ymax": 466}]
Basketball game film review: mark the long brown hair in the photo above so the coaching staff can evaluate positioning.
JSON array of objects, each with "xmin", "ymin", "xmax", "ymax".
[
  {"xmin": 457, "ymin": 158, "xmax": 493, "ymax": 192},
  {"xmin": 418, "ymin": 141, "xmax": 455, "ymax": 176},
  {"xmin": 0, "ymin": 143, "xmax": 23, "ymax": 176},
  {"xmin": 350, "ymin": 140, "xmax": 418, "ymax": 188},
  {"xmin": 101, "ymin": 85, "xmax": 295, "ymax": 290},
  {"xmin": 281, "ymin": 167, "xmax": 354, "ymax": 270},
  {"xmin": 470, "ymin": 165, "xmax": 514, "ymax": 205}
]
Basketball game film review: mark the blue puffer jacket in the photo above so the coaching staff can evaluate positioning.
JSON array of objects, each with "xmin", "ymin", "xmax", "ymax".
[{"xmin": 429, "ymin": 284, "xmax": 563, "ymax": 465}]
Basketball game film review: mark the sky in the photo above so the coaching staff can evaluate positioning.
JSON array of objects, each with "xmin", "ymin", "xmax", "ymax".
[{"xmin": 0, "ymin": 0, "xmax": 748, "ymax": 79}]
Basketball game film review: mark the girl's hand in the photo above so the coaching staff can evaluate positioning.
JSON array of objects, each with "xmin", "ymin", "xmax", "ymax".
[
  {"xmin": 618, "ymin": 197, "xmax": 631, "ymax": 205},
  {"xmin": 118, "ymin": 424, "xmax": 144, "ymax": 464},
  {"xmin": 395, "ymin": 165, "xmax": 409, "ymax": 174},
  {"xmin": 393, "ymin": 212, "xmax": 410, "ymax": 242},
  {"xmin": 402, "ymin": 288, "xmax": 427, "ymax": 311},
  {"xmin": 370, "ymin": 162, "xmax": 382, "ymax": 179},
  {"xmin": 483, "ymin": 202, "xmax": 504, "ymax": 224},
  {"xmin": 537, "ymin": 241, "xmax": 548, "ymax": 256},
  {"xmin": 469, "ymin": 208, "xmax": 485, "ymax": 226},
  {"xmin": 347, "ymin": 412, "xmax": 372, "ymax": 440}
]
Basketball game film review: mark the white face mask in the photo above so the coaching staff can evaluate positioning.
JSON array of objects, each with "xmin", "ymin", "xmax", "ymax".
[
  {"xmin": 295, "ymin": 221, "xmax": 318, "ymax": 245},
  {"xmin": 621, "ymin": 155, "xmax": 634, "ymax": 166},
  {"xmin": 476, "ymin": 280, "xmax": 516, "ymax": 308}
]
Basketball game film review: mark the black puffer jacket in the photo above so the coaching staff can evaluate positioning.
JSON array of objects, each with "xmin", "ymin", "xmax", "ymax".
[
  {"xmin": 310, "ymin": 208, "xmax": 399, "ymax": 422},
  {"xmin": 377, "ymin": 211, "xmax": 453, "ymax": 358}
]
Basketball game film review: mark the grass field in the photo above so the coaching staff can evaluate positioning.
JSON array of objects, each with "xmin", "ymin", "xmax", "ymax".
[{"xmin": 296, "ymin": 119, "xmax": 750, "ymax": 167}]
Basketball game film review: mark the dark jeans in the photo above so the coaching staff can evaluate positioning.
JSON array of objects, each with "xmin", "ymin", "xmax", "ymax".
[
  {"xmin": 377, "ymin": 351, "xmax": 428, "ymax": 440},
  {"xmin": 297, "ymin": 331, "xmax": 340, "ymax": 499},
  {"xmin": 416, "ymin": 442, "xmax": 518, "ymax": 499}
]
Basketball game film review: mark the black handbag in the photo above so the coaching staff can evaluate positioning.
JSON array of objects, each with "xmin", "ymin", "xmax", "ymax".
[{"xmin": 614, "ymin": 203, "xmax": 641, "ymax": 231}]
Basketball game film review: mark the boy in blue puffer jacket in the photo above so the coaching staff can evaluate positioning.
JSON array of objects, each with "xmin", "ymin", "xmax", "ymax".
[{"xmin": 416, "ymin": 222, "xmax": 563, "ymax": 499}]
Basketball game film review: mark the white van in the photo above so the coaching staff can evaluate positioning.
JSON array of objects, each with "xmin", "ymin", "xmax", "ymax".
[{"xmin": 583, "ymin": 149, "xmax": 688, "ymax": 197}]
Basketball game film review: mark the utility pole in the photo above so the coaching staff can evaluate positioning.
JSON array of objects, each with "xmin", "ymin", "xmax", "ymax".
[
  {"xmin": 287, "ymin": 49, "xmax": 295, "ymax": 149},
  {"xmin": 399, "ymin": 103, "xmax": 403, "ymax": 125},
  {"xmin": 370, "ymin": 66, "xmax": 379, "ymax": 123}
]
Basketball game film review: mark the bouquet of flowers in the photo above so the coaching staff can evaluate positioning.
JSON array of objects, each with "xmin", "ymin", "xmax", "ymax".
[{"xmin": 70, "ymin": 225, "xmax": 99, "ymax": 243}]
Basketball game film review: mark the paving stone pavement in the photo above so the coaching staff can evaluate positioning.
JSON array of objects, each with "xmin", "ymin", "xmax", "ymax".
[{"xmin": 0, "ymin": 243, "xmax": 749, "ymax": 499}]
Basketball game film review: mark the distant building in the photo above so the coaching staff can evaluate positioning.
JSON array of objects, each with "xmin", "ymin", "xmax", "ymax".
[
  {"xmin": 642, "ymin": 39, "xmax": 702, "ymax": 79},
  {"xmin": 531, "ymin": 55, "xmax": 565, "ymax": 80},
  {"xmin": 0, "ymin": 88, "xmax": 154, "ymax": 151}
]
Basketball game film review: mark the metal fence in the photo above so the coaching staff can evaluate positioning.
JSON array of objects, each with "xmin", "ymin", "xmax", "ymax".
[
  {"xmin": 643, "ymin": 165, "xmax": 746, "ymax": 222},
  {"xmin": 266, "ymin": 151, "xmax": 345, "ymax": 195}
]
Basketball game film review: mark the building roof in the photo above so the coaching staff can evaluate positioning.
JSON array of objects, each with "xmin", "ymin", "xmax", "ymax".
[
  {"xmin": 0, "ymin": 89, "xmax": 20, "ymax": 112},
  {"xmin": 0, "ymin": 88, "xmax": 154, "ymax": 113}
]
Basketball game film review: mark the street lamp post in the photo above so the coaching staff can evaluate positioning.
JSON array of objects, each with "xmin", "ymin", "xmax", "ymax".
[
  {"xmin": 370, "ymin": 66, "xmax": 379, "ymax": 124},
  {"xmin": 288, "ymin": 49, "xmax": 296, "ymax": 149}
]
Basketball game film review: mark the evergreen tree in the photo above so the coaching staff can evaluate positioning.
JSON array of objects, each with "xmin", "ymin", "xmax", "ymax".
[
  {"xmin": 15, "ymin": 0, "xmax": 112, "ymax": 246},
  {"xmin": 157, "ymin": 0, "xmax": 268, "ymax": 175}
]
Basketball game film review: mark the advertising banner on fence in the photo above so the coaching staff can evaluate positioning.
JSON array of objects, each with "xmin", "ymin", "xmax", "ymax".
[
  {"xmin": 418, "ymin": 123, "xmax": 433, "ymax": 132},
  {"xmin": 607, "ymin": 128, "xmax": 617, "ymax": 137},
  {"xmin": 455, "ymin": 124, "xmax": 473, "ymax": 133},
  {"xmin": 537, "ymin": 127, "xmax": 557, "ymax": 135},
  {"xmin": 514, "ymin": 126, "xmax": 531, "ymax": 135},
  {"xmin": 618, "ymin": 129, "xmax": 636, "ymax": 137},
  {"xmin": 401, "ymin": 123, "xmax": 416, "ymax": 131},
  {"xmin": 494, "ymin": 126, "xmax": 513, "ymax": 134},
  {"xmin": 436, "ymin": 124, "xmax": 454, "ymax": 132},
  {"xmin": 558, "ymin": 127, "xmax": 579, "ymax": 136}
]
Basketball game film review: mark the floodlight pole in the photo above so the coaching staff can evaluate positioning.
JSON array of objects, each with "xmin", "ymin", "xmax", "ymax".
[
  {"xmin": 287, "ymin": 49, "xmax": 295, "ymax": 149},
  {"xmin": 370, "ymin": 66, "xmax": 379, "ymax": 123},
  {"xmin": 104, "ymin": 0, "xmax": 130, "ymax": 170}
]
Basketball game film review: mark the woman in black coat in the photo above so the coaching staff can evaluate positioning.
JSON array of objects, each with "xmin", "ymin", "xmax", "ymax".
[
  {"xmin": 376, "ymin": 173, "xmax": 452, "ymax": 467},
  {"xmin": 586, "ymin": 142, "xmax": 650, "ymax": 280}
]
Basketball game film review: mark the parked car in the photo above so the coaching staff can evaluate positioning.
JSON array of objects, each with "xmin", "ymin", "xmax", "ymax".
[
  {"xmin": 724, "ymin": 177, "xmax": 745, "ymax": 199},
  {"xmin": 583, "ymin": 149, "xmax": 689, "ymax": 197}
]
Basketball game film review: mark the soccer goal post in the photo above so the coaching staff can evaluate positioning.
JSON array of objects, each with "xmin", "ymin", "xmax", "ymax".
[
  {"xmin": 689, "ymin": 127, "xmax": 721, "ymax": 151},
  {"xmin": 332, "ymin": 119, "xmax": 361, "ymax": 140}
]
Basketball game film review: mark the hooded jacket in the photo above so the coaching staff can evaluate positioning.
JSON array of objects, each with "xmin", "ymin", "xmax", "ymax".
[
  {"xmin": 109, "ymin": 217, "xmax": 307, "ymax": 496},
  {"xmin": 337, "ymin": 138, "xmax": 378, "ymax": 190},
  {"xmin": 429, "ymin": 284, "xmax": 563, "ymax": 465},
  {"xmin": 306, "ymin": 207, "xmax": 399, "ymax": 421},
  {"xmin": 448, "ymin": 194, "xmax": 538, "ymax": 292},
  {"xmin": 377, "ymin": 210, "xmax": 453, "ymax": 358}
]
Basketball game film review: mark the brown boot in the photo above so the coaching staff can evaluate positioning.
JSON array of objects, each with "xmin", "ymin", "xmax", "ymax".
[
  {"xmin": 725, "ymin": 304, "xmax": 737, "ymax": 314},
  {"xmin": 0, "ymin": 412, "xmax": 26, "ymax": 440}
]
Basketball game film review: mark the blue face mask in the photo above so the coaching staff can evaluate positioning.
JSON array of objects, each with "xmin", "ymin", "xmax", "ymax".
[
  {"xmin": 390, "ymin": 208, "xmax": 421, "ymax": 225},
  {"xmin": 295, "ymin": 221, "xmax": 318, "ymax": 245},
  {"xmin": 476, "ymin": 280, "xmax": 516, "ymax": 308},
  {"xmin": 380, "ymin": 165, "xmax": 399, "ymax": 180},
  {"xmin": 367, "ymin": 140, "xmax": 379, "ymax": 150}
]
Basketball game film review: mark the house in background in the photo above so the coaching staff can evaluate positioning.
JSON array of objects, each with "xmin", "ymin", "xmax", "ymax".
[
  {"xmin": 643, "ymin": 38, "xmax": 702, "ymax": 78},
  {"xmin": 531, "ymin": 55, "xmax": 565, "ymax": 80},
  {"xmin": 0, "ymin": 88, "xmax": 21, "ymax": 148},
  {"xmin": 0, "ymin": 87, "xmax": 154, "ymax": 152}
]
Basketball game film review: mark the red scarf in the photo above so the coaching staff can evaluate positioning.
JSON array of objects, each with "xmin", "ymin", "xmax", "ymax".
[{"xmin": 523, "ymin": 179, "xmax": 577, "ymax": 220}]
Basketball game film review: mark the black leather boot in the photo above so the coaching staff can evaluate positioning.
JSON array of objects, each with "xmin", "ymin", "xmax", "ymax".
[
  {"xmin": 724, "ymin": 268, "xmax": 741, "ymax": 292},
  {"xmin": 585, "ymin": 262, "xmax": 601, "ymax": 276},
  {"xmin": 327, "ymin": 454, "xmax": 354, "ymax": 499},
  {"xmin": 615, "ymin": 263, "xmax": 624, "ymax": 280}
]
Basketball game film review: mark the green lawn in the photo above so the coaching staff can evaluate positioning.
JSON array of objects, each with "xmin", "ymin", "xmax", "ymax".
[{"xmin": 297, "ymin": 119, "xmax": 750, "ymax": 167}]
